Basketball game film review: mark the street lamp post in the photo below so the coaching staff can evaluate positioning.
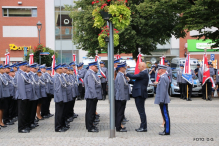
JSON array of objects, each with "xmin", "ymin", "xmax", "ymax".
[{"xmin": 37, "ymin": 21, "xmax": 42, "ymax": 64}]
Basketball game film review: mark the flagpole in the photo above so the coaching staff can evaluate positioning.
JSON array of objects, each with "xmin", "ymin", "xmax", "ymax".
[
  {"xmin": 187, "ymin": 84, "xmax": 188, "ymax": 100},
  {"xmin": 204, "ymin": 48, "xmax": 208, "ymax": 100}
]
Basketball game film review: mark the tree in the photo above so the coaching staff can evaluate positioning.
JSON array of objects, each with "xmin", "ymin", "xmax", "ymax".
[
  {"xmin": 66, "ymin": 0, "xmax": 185, "ymax": 59},
  {"xmin": 25, "ymin": 44, "xmax": 58, "ymax": 66},
  {"xmin": 141, "ymin": 0, "xmax": 219, "ymax": 49}
]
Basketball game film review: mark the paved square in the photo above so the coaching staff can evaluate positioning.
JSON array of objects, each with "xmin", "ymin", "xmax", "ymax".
[{"xmin": 0, "ymin": 96, "xmax": 219, "ymax": 145}]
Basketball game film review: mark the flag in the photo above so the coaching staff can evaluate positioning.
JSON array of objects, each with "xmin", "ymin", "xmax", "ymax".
[
  {"xmin": 51, "ymin": 55, "xmax": 56, "ymax": 76},
  {"xmin": 182, "ymin": 53, "xmax": 193, "ymax": 85},
  {"xmin": 156, "ymin": 56, "xmax": 165, "ymax": 82},
  {"xmin": 116, "ymin": 54, "xmax": 121, "ymax": 60},
  {"xmin": 134, "ymin": 54, "xmax": 142, "ymax": 74},
  {"xmin": 5, "ymin": 52, "xmax": 10, "ymax": 65},
  {"xmin": 29, "ymin": 53, "xmax": 34, "ymax": 65},
  {"xmin": 73, "ymin": 54, "xmax": 80, "ymax": 83},
  {"xmin": 95, "ymin": 55, "xmax": 106, "ymax": 78},
  {"xmin": 209, "ymin": 77, "xmax": 216, "ymax": 88},
  {"xmin": 202, "ymin": 53, "xmax": 210, "ymax": 85}
]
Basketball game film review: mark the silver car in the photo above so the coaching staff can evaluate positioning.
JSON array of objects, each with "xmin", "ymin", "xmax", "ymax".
[{"xmin": 169, "ymin": 71, "xmax": 202, "ymax": 97}]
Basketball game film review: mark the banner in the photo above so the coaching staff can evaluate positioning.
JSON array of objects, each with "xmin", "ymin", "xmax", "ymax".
[
  {"xmin": 29, "ymin": 53, "xmax": 34, "ymax": 65},
  {"xmin": 73, "ymin": 54, "xmax": 80, "ymax": 83},
  {"xmin": 134, "ymin": 54, "xmax": 142, "ymax": 74},
  {"xmin": 182, "ymin": 53, "xmax": 193, "ymax": 85},
  {"xmin": 156, "ymin": 56, "xmax": 165, "ymax": 82},
  {"xmin": 202, "ymin": 53, "xmax": 210, "ymax": 85},
  {"xmin": 5, "ymin": 52, "xmax": 10, "ymax": 65},
  {"xmin": 51, "ymin": 55, "xmax": 56, "ymax": 76},
  {"xmin": 95, "ymin": 55, "xmax": 106, "ymax": 78}
]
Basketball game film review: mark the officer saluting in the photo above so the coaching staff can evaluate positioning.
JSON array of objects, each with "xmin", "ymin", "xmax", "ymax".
[
  {"xmin": 154, "ymin": 64, "xmax": 171, "ymax": 135},
  {"xmin": 100, "ymin": 61, "xmax": 108, "ymax": 100},
  {"xmin": 84, "ymin": 61, "xmax": 102, "ymax": 132}
]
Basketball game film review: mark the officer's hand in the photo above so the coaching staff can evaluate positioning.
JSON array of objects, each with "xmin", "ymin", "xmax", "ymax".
[{"xmin": 154, "ymin": 81, "xmax": 158, "ymax": 85}]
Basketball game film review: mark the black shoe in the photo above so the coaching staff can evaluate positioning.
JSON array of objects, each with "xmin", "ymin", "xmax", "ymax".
[
  {"xmin": 123, "ymin": 119, "xmax": 129, "ymax": 122},
  {"xmin": 74, "ymin": 113, "xmax": 78, "ymax": 117},
  {"xmin": 94, "ymin": 119, "xmax": 100, "ymax": 122},
  {"xmin": 121, "ymin": 122, "xmax": 126, "ymax": 125},
  {"xmin": 186, "ymin": 98, "xmax": 192, "ymax": 101},
  {"xmin": 183, "ymin": 97, "xmax": 186, "ymax": 100},
  {"xmin": 34, "ymin": 123, "xmax": 39, "ymax": 127},
  {"xmin": 19, "ymin": 129, "xmax": 30, "ymax": 133},
  {"xmin": 73, "ymin": 115, "xmax": 78, "ymax": 118},
  {"xmin": 26, "ymin": 127, "xmax": 32, "ymax": 131},
  {"xmin": 159, "ymin": 132, "xmax": 170, "ymax": 135},
  {"xmin": 30, "ymin": 124, "xmax": 36, "ymax": 129},
  {"xmin": 117, "ymin": 128, "xmax": 127, "ymax": 132},
  {"xmin": 4, "ymin": 121, "xmax": 14, "ymax": 125},
  {"xmin": 55, "ymin": 128, "xmax": 66, "ymax": 132},
  {"xmin": 36, "ymin": 117, "xmax": 44, "ymax": 120},
  {"xmin": 208, "ymin": 96, "xmax": 212, "ymax": 101},
  {"xmin": 0, "ymin": 125, "xmax": 7, "ymax": 128},
  {"xmin": 42, "ymin": 115, "xmax": 50, "ymax": 118},
  {"xmin": 63, "ymin": 126, "xmax": 70, "ymax": 131},
  {"xmin": 48, "ymin": 113, "xmax": 54, "ymax": 117},
  {"xmin": 136, "ymin": 128, "xmax": 147, "ymax": 132},
  {"xmin": 35, "ymin": 119, "xmax": 39, "ymax": 123},
  {"xmin": 88, "ymin": 128, "xmax": 99, "ymax": 132},
  {"xmin": 67, "ymin": 117, "xmax": 73, "ymax": 122},
  {"xmin": 96, "ymin": 114, "xmax": 100, "ymax": 117}
]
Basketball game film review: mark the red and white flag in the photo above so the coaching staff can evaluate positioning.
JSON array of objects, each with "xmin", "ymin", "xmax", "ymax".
[
  {"xmin": 29, "ymin": 53, "xmax": 34, "ymax": 65},
  {"xmin": 5, "ymin": 52, "xmax": 10, "ymax": 65},
  {"xmin": 156, "ymin": 56, "xmax": 166, "ymax": 82},
  {"xmin": 51, "ymin": 55, "xmax": 56, "ymax": 76},
  {"xmin": 73, "ymin": 54, "xmax": 83, "ymax": 83},
  {"xmin": 134, "ymin": 54, "xmax": 142, "ymax": 74},
  {"xmin": 116, "ymin": 54, "xmax": 121, "ymax": 60},
  {"xmin": 209, "ymin": 77, "xmax": 216, "ymax": 88},
  {"xmin": 202, "ymin": 53, "xmax": 210, "ymax": 85},
  {"xmin": 95, "ymin": 55, "xmax": 106, "ymax": 78},
  {"xmin": 95, "ymin": 55, "xmax": 99, "ymax": 61}
]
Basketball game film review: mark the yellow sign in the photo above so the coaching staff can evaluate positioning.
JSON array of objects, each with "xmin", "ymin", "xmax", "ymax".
[{"xmin": 9, "ymin": 44, "xmax": 31, "ymax": 51}]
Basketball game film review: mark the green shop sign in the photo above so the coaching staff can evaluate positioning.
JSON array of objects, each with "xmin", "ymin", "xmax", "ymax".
[{"xmin": 187, "ymin": 39, "xmax": 218, "ymax": 52}]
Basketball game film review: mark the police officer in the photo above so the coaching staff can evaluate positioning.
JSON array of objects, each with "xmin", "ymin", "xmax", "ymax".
[
  {"xmin": 29, "ymin": 63, "xmax": 41, "ymax": 128},
  {"xmin": 100, "ymin": 61, "xmax": 108, "ymax": 100},
  {"xmin": 45, "ymin": 67, "xmax": 54, "ymax": 118},
  {"xmin": 78, "ymin": 62, "xmax": 87, "ymax": 100},
  {"xmin": 114, "ymin": 59, "xmax": 120, "ymax": 71},
  {"xmin": 195, "ymin": 64, "xmax": 200, "ymax": 77},
  {"xmin": 154, "ymin": 64, "xmax": 170, "ymax": 136},
  {"xmin": 61, "ymin": 64, "xmax": 74, "ymax": 125},
  {"xmin": 149, "ymin": 65, "xmax": 156, "ymax": 82},
  {"xmin": 84, "ymin": 61, "xmax": 102, "ymax": 132},
  {"xmin": 15, "ymin": 61, "xmax": 33, "ymax": 133},
  {"xmin": 182, "ymin": 69, "xmax": 196, "ymax": 101},
  {"xmin": 115, "ymin": 62, "xmax": 130, "ymax": 132},
  {"xmin": 53, "ymin": 64, "xmax": 68, "ymax": 132},
  {"xmin": 3, "ymin": 64, "xmax": 14, "ymax": 125},
  {"xmin": 177, "ymin": 64, "xmax": 184, "ymax": 99},
  {"xmin": 209, "ymin": 62, "xmax": 216, "ymax": 100}
]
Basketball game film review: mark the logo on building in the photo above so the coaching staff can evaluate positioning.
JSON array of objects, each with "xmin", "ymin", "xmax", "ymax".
[{"xmin": 9, "ymin": 44, "xmax": 32, "ymax": 51}]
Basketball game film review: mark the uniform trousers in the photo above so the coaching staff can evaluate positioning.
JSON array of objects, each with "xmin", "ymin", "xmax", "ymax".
[
  {"xmin": 85, "ymin": 98, "xmax": 98, "ymax": 130},
  {"xmin": 202, "ymin": 82, "xmax": 212, "ymax": 98},
  {"xmin": 67, "ymin": 98, "xmax": 76, "ymax": 118},
  {"xmin": 115, "ymin": 100, "xmax": 126, "ymax": 131},
  {"xmin": 159, "ymin": 104, "xmax": 170, "ymax": 134},
  {"xmin": 101, "ymin": 83, "xmax": 107, "ymax": 99},
  {"xmin": 55, "ymin": 101, "xmax": 65, "ymax": 131},
  {"xmin": 184, "ymin": 82, "xmax": 192, "ymax": 98},
  {"xmin": 29, "ymin": 100, "xmax": 38, "ymax": 125},
  {"xmin": 17, "ymin": 99, "xmax": 30, "ymax": 132},
  {"xmin": 9, "ymin": 97, "xmax": 17, "ymax": 119},
  {"xmin": 41, "ymin": 94, "xmax": 52, "ymax": 116},
  {"xmin": 181, "ymin": 83, "xmax": 186, "ymax": 98},
  {"xmin": 3, "ymin": 96, "xmax": 12, "ymax": 123},
  {"xmin": 78, "ymin": 84, "xmax": 85, "ymax": 99},
  {"xmin": 134, "ymin": 97, "xmax": 147, "ymax": 129},
  {"xmin": 179, "ymin": 83, "xmax": 183, "ymax": 95}
]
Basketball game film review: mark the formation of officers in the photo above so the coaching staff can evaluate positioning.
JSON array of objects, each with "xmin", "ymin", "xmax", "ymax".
[
  {"xmin": 177, "ymin": 62, "xmax": 217, "ymax": 101},
  {"xmin": 0, "ymin": 60, "xmax": 109, "ymax": 133}
]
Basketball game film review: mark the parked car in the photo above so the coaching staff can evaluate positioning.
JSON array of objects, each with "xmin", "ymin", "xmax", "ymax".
[
  {"xmin": 127, "ymin": 70, "xmax": 154, "ymax": 97},
  {"xmin": 169, "ymin": 71, "xmax": 202, "ymax": 97}
]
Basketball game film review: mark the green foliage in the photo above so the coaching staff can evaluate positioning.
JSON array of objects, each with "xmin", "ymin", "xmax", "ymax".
[
  {"xmin": 25, "ymin": 44, "xmax": 58, "ymax": 66},
  {"xmin": 98, "ymin": 33, "xmax": 119, "ymax": 48},
  {"xmin": 92, "ymin": 7, "xmax": 105, "ymax": 28},
  {"xmin": 66, "ymin": 0, "xmax": 185, "ymax": 58}
]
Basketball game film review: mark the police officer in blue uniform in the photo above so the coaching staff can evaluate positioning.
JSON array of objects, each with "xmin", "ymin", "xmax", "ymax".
[
  {"xmin": 114, "ymin": 59, "xmax": 120, "ymax": 71},
  {"xmin": 84, "ymin": 61, "xmax": 102, "ymax": 132},
  {"xmin": 78, "ymin": 62, "xmax": 87, "ymax": 100},
  {"xmin": 53, "ymin": 64, "xmax": 68, "ymax": 132},
  {"xmin": 115, "ymin": 62, "xmax": 130, "ymax": 132},
  {"xmin": 195, "ymin": 64, "xmax": 200, "ymax": 77},
  {"xmin": 154, "ymin": 64, "xmax": 171, "ymax": 135},
  {"xmin": 15, "ymin": 61, "xmax": 33, "ymax": 133},
  {"xmin": 2, "ymin": 64, "xmax": 14, "ymax": 125},
  {"xmin": 100, "ymin": 61, "xmax": 108, "ymax": 100},
  {"xmin": 164, "ymin": 60, "xmax": 172, "ymax": 96}
]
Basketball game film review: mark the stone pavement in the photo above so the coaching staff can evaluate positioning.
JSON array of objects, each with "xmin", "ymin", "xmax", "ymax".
[{"xmin": 0, "ymin": 96, "xmax": 219, "ymax": 146}]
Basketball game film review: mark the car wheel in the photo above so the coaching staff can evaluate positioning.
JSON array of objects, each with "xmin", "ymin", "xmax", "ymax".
[{"xmin": 169, "ymin": 87, "xmax": 175, "ymax": 97}]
